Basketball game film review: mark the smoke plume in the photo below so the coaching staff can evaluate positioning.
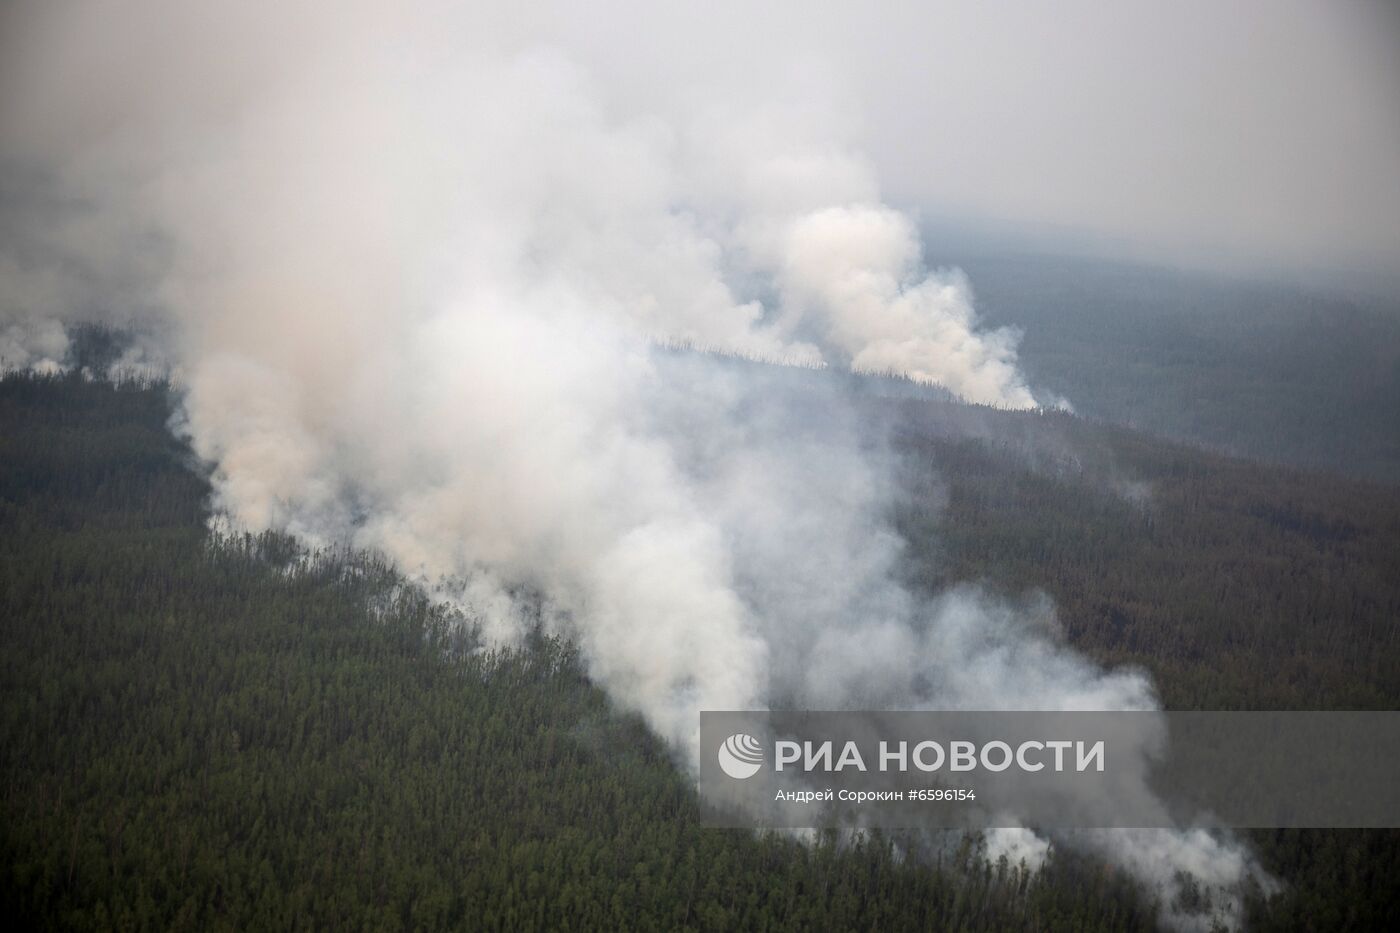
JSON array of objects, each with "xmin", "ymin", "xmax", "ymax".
[{"xmin": 0, "ymin": 1, "xmax": 1272, "ymax": 927}]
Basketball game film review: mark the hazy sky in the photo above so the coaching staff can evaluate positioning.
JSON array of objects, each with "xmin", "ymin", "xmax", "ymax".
[
  {"xmin": 536, "ymin": 0, "xmax": 1400, "ymax": 278},
  {"xmin": 3, "ymin": 0, "xmax": 1398, "ymax": 280}
]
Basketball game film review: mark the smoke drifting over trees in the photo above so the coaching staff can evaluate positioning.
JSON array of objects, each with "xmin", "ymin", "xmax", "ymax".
[{"xmin": 0, "ymin": 1, "xmax": 1324, "ymax": 927}]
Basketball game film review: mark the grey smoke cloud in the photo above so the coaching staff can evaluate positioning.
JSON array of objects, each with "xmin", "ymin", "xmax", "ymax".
[
  {"xmin": 0, "ymin": 1, "xmax": 1283, "ymax": 927},
  {"xmin": 548, "ymin": 0, "xmax": 1400, "ymax": 278}
]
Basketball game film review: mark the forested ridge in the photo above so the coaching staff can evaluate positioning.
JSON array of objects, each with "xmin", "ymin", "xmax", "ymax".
[
  {"xmin": 886, "ymin": 398, "xmax": 1400, "ymax": 711},
  {"xmin": 954, "ymin": 254, "xmax": 1400, "ymax": 484},
  {"xmin": 3, "ymin": 371, "xmax": 1398, "ymax": 930}
]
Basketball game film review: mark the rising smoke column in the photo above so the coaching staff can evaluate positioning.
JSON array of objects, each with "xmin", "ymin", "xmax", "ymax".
[{"xmin": 0, "ymin": 1, "xmax": 1270, "ymax": 928}]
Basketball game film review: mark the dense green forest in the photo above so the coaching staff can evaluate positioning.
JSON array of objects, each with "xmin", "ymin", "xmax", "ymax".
[
  {"xmin": 954, "ymin": 254, "xmax": 1400, "ymax": 484},
  {"xmin": 884, "ymin": 398, "xmax": 1400, "ymax": 710},
  {"xmin": 3, "ymin": 371, "xmax": 1398, "ymax": 929}
]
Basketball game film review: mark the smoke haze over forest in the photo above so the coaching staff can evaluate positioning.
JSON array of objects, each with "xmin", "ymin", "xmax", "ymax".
[{"xmin": 3, "ymin": 2, "xmax": 1397, "ymax": 930}]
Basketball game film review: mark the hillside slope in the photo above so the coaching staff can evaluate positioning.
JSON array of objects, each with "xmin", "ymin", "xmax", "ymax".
[
  {"xmin": 955, "ymin": 254, "xmax": 1400, "ymax": 483},
  {"xmin": 3, "ymin": 372, "xmax": 1399, "ymax": 929}
]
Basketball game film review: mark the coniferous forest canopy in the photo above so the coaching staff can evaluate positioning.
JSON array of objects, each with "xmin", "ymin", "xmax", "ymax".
[
  {"xmin": 954, "ymin": 254, "xmax": 1400, "ymax": 484},
  {"xmin": 3, "ymin": 362, "xmax": 1399, "ymax": 931},
  {"xmin": 4, "ymin": 1, "xmax": 1399, "ymax": 928}
]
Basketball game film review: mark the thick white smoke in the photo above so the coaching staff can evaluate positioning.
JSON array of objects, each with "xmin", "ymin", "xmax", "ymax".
[{"xmin": 0, "ymin": 1, "xmax": 1271, "ymax": 927}]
